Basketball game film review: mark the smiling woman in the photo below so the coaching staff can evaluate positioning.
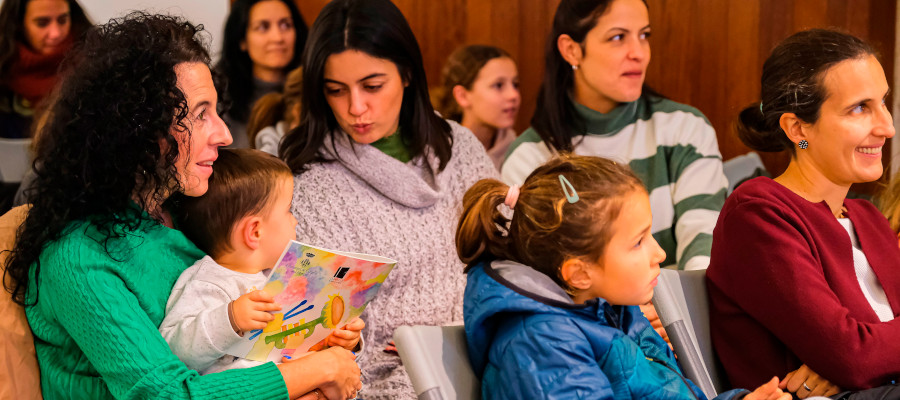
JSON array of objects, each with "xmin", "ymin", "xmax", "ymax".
[
  {"xmin": 708, "ymin": 29, "xmax": 900, "ymax": 398},
  {"xmin": 0, "ymin": 0, "xmax": 91, "ymax": 138},
  {"xmin": 2, "ymin": 13, "xmax": 356, "ymax": 400}
]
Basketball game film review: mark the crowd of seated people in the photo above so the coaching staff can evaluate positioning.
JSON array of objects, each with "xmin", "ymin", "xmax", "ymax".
[{"xmin": 2, "ymin": 0, "xmax": 900, "ymax": 399}]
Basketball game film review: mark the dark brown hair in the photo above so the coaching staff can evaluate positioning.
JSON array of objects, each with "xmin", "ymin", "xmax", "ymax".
[
  {"xmin": 175, "ymin": 148, "xmax": 292, "ymax": 258},
  {"xmin": 433, "ymin": 44, "xmax": 513, "ymax": 122},
  {"xmin": 532, "ymin": 0, "xmax": 654, "ymax": 152},
  {"xmin": 456, "ymin": 154, "xmax": 643, "ymax": 290},
  {"xmin": 280, "ymin": 0, "xmax": 453, "ymax": 173},
  {"xmin": 737, "ymin": 28, "xmax": 876, "ymax": 155},
  {"xmin": 0, "ymin": 0, "xmax": 92, "ymax": 80},
  {"xmin": 247, "ymin": 66, "xmax": 303, "ymax": 150}
]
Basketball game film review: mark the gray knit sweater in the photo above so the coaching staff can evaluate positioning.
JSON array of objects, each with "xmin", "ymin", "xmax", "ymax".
[{"xmin": 290, "ymin": 121, "xmax": 497, "ymax": 399}]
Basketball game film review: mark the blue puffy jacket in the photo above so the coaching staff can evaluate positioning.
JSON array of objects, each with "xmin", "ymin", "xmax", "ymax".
[{"xmin": 464, "ymin": 260, "xmax": 748, "ymax": 400}]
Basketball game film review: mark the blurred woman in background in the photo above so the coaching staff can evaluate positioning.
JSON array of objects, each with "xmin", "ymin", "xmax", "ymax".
[
  {"xmin": 217, "ymin": 0, "xmax": 307, "ymax": 148},
  {"xmin": 0, "ymin": 0, "xmax": 90, "ymax": 138}
]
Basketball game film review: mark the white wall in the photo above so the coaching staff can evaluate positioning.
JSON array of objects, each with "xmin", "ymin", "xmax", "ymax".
[{"xmin": 1, "ymin": 0, "xmax": 229, "ymax": 59}]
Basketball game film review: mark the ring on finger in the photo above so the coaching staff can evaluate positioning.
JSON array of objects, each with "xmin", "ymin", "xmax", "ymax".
[{"xmin": 802, "ymin": 382, "xmax": 812, "ymax": 392}]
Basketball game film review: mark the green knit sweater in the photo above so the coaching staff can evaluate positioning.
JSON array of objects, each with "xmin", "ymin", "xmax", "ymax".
[{"xmin": 25, "ymin": 212, "xmax": 289, "ymax": 399}]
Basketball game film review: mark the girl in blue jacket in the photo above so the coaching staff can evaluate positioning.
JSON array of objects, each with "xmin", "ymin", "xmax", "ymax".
[{"xmin": 456, "ymin": 154, "xmax": 790, "ymax": 400}]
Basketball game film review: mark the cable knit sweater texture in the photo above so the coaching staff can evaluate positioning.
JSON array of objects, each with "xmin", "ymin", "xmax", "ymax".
[
  {"xmin": 290, "ymin": 121, "xmax": 498, "ymax": 399},
  {"xmin": 25, "ymin": 213, "xmax": 288, "ymax": 399}
]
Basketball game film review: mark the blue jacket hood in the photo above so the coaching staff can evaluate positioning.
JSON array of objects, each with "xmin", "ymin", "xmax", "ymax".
[{"xmin": 463, "ymin": 260, "xmax": 748, "ymax": 400}]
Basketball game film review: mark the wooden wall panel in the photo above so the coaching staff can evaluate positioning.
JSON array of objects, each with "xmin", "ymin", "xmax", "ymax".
[{"xmin": 292, "ymin": 0, "xmax": 895, "ymax": 189}]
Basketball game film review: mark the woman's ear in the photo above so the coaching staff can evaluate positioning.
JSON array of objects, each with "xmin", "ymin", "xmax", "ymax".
[
  {"xmin": 452, "ymin": 85, "xmax": 470, "ymax": 109},
  {"xmin": 779, "ymin": 112, "xmax": 809, "ymax": 148},
  {"xmin": 560, "ymin": 258, "xmax": 593, "ymax": 291},
  {"xmin": 557, "ymin": 34, "xmax": 584, "ymax": 69}
]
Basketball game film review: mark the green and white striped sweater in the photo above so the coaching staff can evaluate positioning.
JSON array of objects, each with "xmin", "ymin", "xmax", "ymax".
[{"xmin": 501, "ymin": 95, "xmax": 727, "ymax": 270}]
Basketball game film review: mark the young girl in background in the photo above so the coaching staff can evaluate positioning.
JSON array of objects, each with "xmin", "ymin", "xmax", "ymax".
[
  {"xmin": 458, "ymin": 154, "xmax": 789, "ymax": 400},
  {"xmin": 433, "ymin": 45, "xmax": 520, "ymax": 169},
  {"xmin": 247, "ymin": 66, "xmax": 302, "ymax": 156}
]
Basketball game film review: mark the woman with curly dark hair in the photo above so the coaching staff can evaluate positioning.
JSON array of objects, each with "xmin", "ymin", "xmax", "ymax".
[
  {"xmin": 216, "ymin": 0, "xmax": 308, "ymax": 148},
  {"xmin": 0, "ymin": 0, "xmax": 91, "ymax": 138},
  {"xmin": 3, "ymin": 13, "xmax": 360, "ymax": 400}
]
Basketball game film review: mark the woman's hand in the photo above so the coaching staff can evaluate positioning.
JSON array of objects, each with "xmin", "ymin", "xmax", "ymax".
[
  {"xmin": 744, "ymin": 376, "xmax": 792, "ymax": 400},
  {"xmin": 326, "ymin": 317, "xmax": 364, "ymax": 351},
  {"xmin": 230, "ymin": 290, "xmax": 281, "ymax": 334},
  {"xmin": 779, "ymin": 364, "xmax": 842, "ymax": 398},
  {"xmin": 279, "ymin": 347, "xmax": 361, "ymax": 400},
  {"xmin": 639, "ymin": 302, "xmax": 670, "ymax": 345}
]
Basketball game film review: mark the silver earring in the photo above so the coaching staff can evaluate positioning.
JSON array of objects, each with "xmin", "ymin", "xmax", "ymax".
[
  {"xmin": 572, "ymin": 64, "xmax": 579, "ymax": 70},
  {"xmin": 798, "ymin": 140, "xmax": 809, "ymax": 150}
]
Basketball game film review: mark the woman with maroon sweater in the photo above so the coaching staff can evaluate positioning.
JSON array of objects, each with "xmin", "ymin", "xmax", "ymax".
[{"xmin": 707, "ymin": 29, "xmax": 900, "ymax": 399}]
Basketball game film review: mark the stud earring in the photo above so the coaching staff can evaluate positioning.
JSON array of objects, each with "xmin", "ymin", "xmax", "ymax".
[
  {"xmin": 798, "ymin": 140, "xmax": 809, "ymax": 150},
  {"xmin": 572, "ymin": 64, "xmax": 579, "ymax": 70}
]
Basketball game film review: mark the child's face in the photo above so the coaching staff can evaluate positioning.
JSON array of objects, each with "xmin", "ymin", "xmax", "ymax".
[
  {"xmin": 259, "ymin": 176, "xmax": 298, "ymax": 269},
  {"xmin": 586, "ymin": 189, "xmax": 665, "ymax": 306}
]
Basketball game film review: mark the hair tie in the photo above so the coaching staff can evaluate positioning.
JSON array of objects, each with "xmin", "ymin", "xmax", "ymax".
[{"xmin": 504, "ymin": 185, "xmax": 520, "ymax": 208}]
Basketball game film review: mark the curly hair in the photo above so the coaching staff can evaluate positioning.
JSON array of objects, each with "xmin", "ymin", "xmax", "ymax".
[{"xmin": 4, "ymin": 12, "xmax": 212, "ymax": 305}]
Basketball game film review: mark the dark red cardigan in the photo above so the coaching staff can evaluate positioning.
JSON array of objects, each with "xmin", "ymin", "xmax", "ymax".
[{"xmin": 707, "ymin": 177, "xmax": 900, "ymax": 390}]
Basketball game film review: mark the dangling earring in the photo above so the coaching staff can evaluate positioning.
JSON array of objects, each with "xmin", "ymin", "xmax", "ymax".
[{"xmin": 798, "ymin": 140, "xmax": 809, "ymax": 150}]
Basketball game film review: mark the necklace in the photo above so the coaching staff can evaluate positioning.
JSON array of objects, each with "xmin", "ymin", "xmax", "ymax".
[{"xmin": 835, "ymin": 205, "xmax": 848, "ymax": 219}]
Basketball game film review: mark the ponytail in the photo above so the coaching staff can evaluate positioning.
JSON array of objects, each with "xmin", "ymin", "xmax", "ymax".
[
  {"xmin": 735, "ymin": 103, "xmax": 791, "ymax": 153},
  {"xmin": 456, "ymin": 179, "xmax": 512, "ymax": 269}
]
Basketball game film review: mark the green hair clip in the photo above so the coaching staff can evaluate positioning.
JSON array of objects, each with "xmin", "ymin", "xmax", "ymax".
[{"xmin": 559, "ymin": 174, "xmax": 579, "ymax": 204}]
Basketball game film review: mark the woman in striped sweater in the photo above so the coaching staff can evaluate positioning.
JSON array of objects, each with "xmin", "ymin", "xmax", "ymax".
[{"xmin": 502, "ymin": 0, "xmax": 727, "ymax": 272}]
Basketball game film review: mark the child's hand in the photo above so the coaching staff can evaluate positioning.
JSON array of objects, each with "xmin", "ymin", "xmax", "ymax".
[
  {"xmin": 384, "ymin": 340, "xmax": 397, "ymax": 354},
  {"xmin": 778, "ymin": 364, "xmax": 841, "ymax": 398},
  {"xmin": 326, "ymin": 317, "xmax": 365, "ymax": 351},
  {"xmin": 744, "ymin": 377, "xmax": 792, "ymax": 400},
  {"xmin": 230, "ymin": 290, "xmax": 281, "ymax": 334}
]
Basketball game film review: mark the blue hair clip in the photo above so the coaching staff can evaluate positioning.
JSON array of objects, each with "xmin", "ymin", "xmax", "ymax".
[{"xmin": 559, "ymin": 174, "xmax": 579, "ymax": 204}]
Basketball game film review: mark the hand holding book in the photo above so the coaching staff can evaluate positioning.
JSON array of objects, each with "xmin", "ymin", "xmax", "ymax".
[{"xmin": 229, "ymin": 290, "xmax": 281, "ymax": 334}]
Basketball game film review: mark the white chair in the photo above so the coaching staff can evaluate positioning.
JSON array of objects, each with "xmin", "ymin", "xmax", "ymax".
[
  {"xmin": 652, "ymin": 269, "xmax": 727, "ymax": 399},
  {"xmin": 0, "ymin": 138, "xmax": 31, "ymax": 183},
  {"xmin": 393, "ymin": 325, "xmax": 480, "ymax": 400}
]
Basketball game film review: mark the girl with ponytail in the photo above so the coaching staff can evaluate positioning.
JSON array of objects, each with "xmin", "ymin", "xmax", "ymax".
[{"xmin": 459, "ymin": 154, "xmax": 789, "ymax": 400}]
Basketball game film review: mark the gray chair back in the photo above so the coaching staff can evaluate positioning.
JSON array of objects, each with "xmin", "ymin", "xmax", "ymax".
[
  {"xmin": 394, "ymin": 325, "xmax": 480, "ymax": 400},
  {"xmin": 652, "ymin": 268, "xmax": 727, "ymax": 399},
  {"xmin": 0, "ymin": 138, "xmax": 31, "ymax": 183}
]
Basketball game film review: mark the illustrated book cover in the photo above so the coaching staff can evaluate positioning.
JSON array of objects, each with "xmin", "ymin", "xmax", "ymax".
[{"xmin": 226, "ymin": 240, "xmax": 396, "ymax": 362}]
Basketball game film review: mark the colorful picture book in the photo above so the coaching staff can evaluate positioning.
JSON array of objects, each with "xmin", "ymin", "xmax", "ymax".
[{"xmin": 226, "ymin": 240, "xmax": 396, "ymax": 362}]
